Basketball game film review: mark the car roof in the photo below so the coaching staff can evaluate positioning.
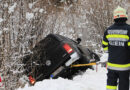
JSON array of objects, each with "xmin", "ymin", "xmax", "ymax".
[{"xmin": 48, "ymin": 34, "xmax": 77, "ymax": 43}]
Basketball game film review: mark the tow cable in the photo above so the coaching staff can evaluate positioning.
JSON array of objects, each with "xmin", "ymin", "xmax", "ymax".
[
  {"xmin": 71, "ymin": 62, "xmax": 97, "ymax": 67},
  {"xmin": 71, "ymin": 62, "xmax": 107, "ymax": 72}
]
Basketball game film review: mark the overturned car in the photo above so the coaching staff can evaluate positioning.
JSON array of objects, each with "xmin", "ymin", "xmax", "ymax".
[{"xmin": 23, "ymin": 34, "xmax": 100, "ymax": 85}]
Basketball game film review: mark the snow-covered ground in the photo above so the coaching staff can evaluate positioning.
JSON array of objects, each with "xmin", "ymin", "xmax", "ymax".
[{"xmin": 18, "ymin": 53, "xmax": 108, "ymax": 90}]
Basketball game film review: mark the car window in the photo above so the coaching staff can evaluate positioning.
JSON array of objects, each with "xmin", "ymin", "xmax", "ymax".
[{"xmin": 56, "ymin": 35, "xmax": 77, "ymax": 44}]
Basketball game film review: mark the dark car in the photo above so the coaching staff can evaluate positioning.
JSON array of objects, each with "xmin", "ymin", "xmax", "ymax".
[{"xmin": 23, "ymin": 34, "xmax": 100, "ymax": 84}]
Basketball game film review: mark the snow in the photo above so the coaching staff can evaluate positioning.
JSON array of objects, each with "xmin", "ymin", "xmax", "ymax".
[
  {"xmin": 26, "ymin": 12, "xmax": 34, "ymax": 20},
  {"xmin": 0, "ymin": 18, "xmax": 3, "ymax": 23},
  {"xmin": 100, "ymin": 53, "xmax": 108, "ymax": 62},
  {"xmin": 28, "ymin": 2, "xmax": 36, "ymax": 9},
  {"xmin": 18, "ymin": 53, "xmax": 108, "ymax": 90},
  {"xmin": 59, "ymin": 0, "xmax": 65, "ymax": 3},
  {"xmin": 39, "ymin": 9, "xmax": 44, "ymax": 13},
  {"xmin": 4, "ymin": 3, "xmax": 8, "ymax": 8},
  {"xmin": 3, "ymin": 28, "xmax": 9, "ymax": 32},
  {"xmin": 29, "ymin": 3, "xmax": 33, "ymax": 9},
  {"xmin": 0, "ymin": 31, "xmax": 2, "ymax": 35},
  {"xmin": 8, "ymin": 3, "xmax": 17, "ymax": 13}
]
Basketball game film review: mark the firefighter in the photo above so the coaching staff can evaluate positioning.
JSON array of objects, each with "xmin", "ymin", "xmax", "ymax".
[{"xmin": 102, "ymin": 6, "xmax": 130, "ymax": 90}]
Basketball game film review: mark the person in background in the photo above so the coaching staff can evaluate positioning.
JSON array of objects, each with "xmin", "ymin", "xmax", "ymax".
[{"xmin": 102, "ymin": 6, "xmax": 130, "ymax": 90}]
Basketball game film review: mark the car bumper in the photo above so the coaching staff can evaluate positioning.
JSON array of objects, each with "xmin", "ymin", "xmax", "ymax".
[{"xmin": 65, "ymin": 52, "xmax": 80, "ymax": 66}]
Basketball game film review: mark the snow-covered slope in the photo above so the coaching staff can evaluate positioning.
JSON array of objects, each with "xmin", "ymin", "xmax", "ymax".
[{"xmin": 18, "ymin": 53, "xmax": 108, "ymax": 90}]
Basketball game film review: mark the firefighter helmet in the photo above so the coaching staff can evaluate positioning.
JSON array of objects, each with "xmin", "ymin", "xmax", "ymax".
[{"xmin": 113, "ymin": 6, "xmax": 128, "ymax": 19}]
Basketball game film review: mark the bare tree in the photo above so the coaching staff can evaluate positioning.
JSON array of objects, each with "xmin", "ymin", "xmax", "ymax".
[{"xmin": 0, "ymin": 0, "xmax": 129, "ymax": 89}]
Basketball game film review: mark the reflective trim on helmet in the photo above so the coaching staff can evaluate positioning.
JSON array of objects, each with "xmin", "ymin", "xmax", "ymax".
[
  {"xmin": 106, "ymin": 85, "xmax": 117, "ymax": 90},
  {"xmin": 114, "ymin": 10, "xmax": 124, "ymax": 14},
  {"xmin": 114, "ymin": 15, "xmax": 128, "ymax": 19},
  {"xmin": 107, "ymin": 62, "xmax": 130, "ymax": 71},
  {"xmin": 128, "ymin": 42, "xmax": 130, "ymax": 46},
  {"xmin": 106, "ymin": 34, "xmax": 129, "ymax": 40},
  {"xmin": 103, "ymin": 47, "xmax": 108, "ymax": 51},
  {"xmin": 102, "ymin": 40, "xmax": 108, "ymax": 45}
]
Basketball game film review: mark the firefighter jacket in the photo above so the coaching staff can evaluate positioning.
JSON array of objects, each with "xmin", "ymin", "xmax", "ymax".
[{"xmin": 102, "ymin": 22, "xmax": 130, "ymax": 71}]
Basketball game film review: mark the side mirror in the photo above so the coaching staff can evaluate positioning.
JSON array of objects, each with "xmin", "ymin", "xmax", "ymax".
[{"xmin": 76, "ymin": 38, "xmax": 81, "ymax": 44}]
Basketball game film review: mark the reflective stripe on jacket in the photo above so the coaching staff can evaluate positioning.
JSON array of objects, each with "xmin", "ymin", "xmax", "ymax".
[
  {"xmin": 106, "ymin": 85, "xmax": 117, "ymax": 90},
  {"xmin": 107, "ymin": 62, "xmax": 130, "ymax": 71}
]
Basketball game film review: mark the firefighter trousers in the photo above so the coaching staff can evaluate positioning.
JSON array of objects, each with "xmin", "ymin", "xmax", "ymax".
[{"xmin": 107, "ymin": 69, "xmax": 129, "ymax": 90}]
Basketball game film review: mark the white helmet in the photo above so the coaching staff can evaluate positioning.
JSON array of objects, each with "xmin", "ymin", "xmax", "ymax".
[{"xmin": 113, "ymin": 6, "xmax": 128, "ymax": 20}]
